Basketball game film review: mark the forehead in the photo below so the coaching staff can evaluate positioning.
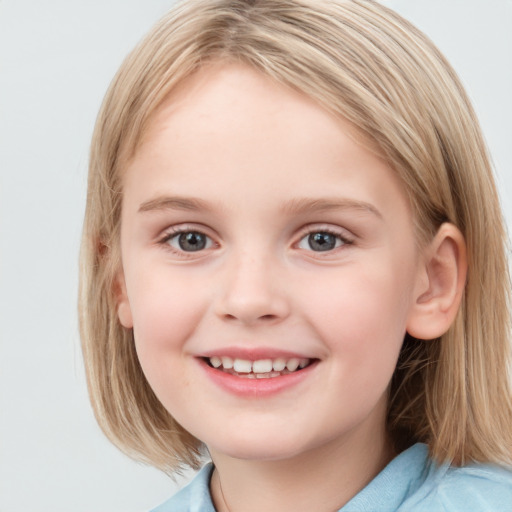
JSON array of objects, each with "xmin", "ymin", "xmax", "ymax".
[
  {"xmin": 123, "ymin": 62, "xmax": 410, "ymax": 222},
  {"xmin": 136, "ymin": 62, "xmax": 368, "ymax": 161}
]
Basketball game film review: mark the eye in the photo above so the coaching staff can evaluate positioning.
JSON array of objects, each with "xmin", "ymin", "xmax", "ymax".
[
  {"xmin": 166, "ymin": 231, "xmax": 213, "ymax": 252},
  {"xmin": 297, "ymin": 231, "xmax": 347, "ymax": 252}
]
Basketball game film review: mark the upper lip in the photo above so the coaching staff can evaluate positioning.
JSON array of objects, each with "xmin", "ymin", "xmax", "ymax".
[{"xmin": 198, "ymin": 347, "xmax": 317, "ymax": 361}]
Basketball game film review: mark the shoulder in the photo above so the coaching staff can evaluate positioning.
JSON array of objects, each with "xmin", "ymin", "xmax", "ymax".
[
  {"xmin": 149, "ymin": 463, "xmax": 216, "ymax": 512},
  {"xmin": 403, "ymin": 460, "xmax": 512, "ymax": 512},
  {"xmin": 341, "ymin": 444, "xmax": 512, "ymax": 512}
]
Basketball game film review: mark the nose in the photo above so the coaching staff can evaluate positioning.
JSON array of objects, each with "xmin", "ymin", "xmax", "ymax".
[{"xmin": 215, "ymin": 250, "xmax": 290, "ymax": 326}]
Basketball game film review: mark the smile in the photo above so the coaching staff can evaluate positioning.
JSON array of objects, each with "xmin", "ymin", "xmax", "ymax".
[
  {"xmin": 206, "ymin": 356, "xmax": 312, "ymax": 378},
  {"xmin": 199, "ymin": 352, "xmax": 319, "ymax": 397}
]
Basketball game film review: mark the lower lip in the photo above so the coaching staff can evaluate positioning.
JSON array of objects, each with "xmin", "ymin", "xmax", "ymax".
[{"xmin": 199, "ymin": 359, "xmax": 318, "ymax": 397}]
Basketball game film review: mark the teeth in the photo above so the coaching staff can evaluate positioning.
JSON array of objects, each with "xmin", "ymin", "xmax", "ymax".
[
  {"xmin": 252, "ymin": 359, "xmax": 272, "ymax": 373},
  {"xmin": 209, "ymin": 356, "xmax": 312, "ymax": 375},
  {"xmin": 210, "ymin": 356, "xmax": 222, "ymax": 368},
  {"xmin": 221, "ymin": 356, "xmax": 234, "ymax": 369},
  {"xmin": 256, "ymin": 371, "xmax": 281, "ymax": 379},
  {"xmin": 233, "ymin": 359, "xmax": 252, "ymax": 373},
  {"xmin": 272, "ymin": 358, "xmax": 287, "ymax": 371},
  {"xmin": 286, "ymin": 358, "xmax": 300, "ymax": 372}
]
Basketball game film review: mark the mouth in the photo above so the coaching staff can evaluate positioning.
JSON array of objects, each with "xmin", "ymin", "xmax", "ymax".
[
  {"xmin": 199, "ymin": 352, "xmax": 319, "ymax": 397},
  {"xmin": 203, "ymin": 356, "xmax": 316, "ymax": 379}
]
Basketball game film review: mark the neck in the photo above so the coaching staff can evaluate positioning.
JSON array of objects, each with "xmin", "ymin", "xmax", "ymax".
[{"xmin": 209, "ymin": 415, "xmax": 394, "ymax": 512}]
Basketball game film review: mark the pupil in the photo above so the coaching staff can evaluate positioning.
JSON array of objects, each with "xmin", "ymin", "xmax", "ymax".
[
  {"xmin": 179, "ymin": 232, "xmax": 206, "ymax": 251},
  {"xmin": 309, "ymin": 232, "xmax": 336, "ymax": 251}
]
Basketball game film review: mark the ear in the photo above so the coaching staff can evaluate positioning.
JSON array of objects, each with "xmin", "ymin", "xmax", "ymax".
[
  {"xmin": 114, "ymin": 270, "xmax": 134, "ymax": 329},
  {"xmin": 406, "ymin": 223, "xmax": 467, "ymax": 340}
]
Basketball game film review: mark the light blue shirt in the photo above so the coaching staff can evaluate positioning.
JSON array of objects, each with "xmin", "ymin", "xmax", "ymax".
[{"xmin": 150, "ymin": 443, "xmax": 512, "ymax": 511}]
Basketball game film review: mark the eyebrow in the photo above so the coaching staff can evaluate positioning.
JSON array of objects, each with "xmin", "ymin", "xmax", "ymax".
[
  {"xmin": 282, "ymin": 197, "xmax": 382, "ymax": 219},
  {"xmin": 138, "ymin": 195, "xmax": 382, "ymax": 219},
  {"xmin": 138, "ymin": 196, "xmax": 212, "ymax": 213}
]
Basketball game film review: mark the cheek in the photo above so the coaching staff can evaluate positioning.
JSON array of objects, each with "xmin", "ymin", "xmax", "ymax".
[
  {"xmin": 127, "ymin": 272, "xmax": 211, "ymax": 408},
  {"xmin": 301, "ymin": 262, "xmax": 413, "ymax": 374},
  {"xmin": 127, "ymin": 270, "xmax": 209, "ymax": 360}
]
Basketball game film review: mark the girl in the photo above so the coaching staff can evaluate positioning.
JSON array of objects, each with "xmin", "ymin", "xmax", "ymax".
[{"xmin": 79, "ymin": 1, "xmax": 512, "ymax": 510}]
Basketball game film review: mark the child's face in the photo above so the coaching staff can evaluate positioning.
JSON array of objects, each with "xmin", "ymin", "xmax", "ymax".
[{"xmin": 117, "ymin": 64, "xmax": 424, "ymax": 463}]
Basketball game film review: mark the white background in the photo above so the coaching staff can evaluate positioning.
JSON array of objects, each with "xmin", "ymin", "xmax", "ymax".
[{"xmin": 0, "ymin": 1, "xmax": 510, "ymax": 511}]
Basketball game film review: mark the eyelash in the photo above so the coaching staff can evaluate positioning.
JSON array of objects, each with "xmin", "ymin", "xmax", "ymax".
[
  {"xmin": 296, "ymin": 227, "xmax": 354, "ymax": 253},
  {"xmin": 159, "ymin": 226, "xmax": 216, "ymax": 257},
  {"xmin": 158, "ymin": 225, "xmax": 354, "ymax": 257}
]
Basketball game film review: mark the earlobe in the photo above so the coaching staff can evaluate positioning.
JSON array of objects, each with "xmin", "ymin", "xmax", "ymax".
[
  {"xmin": 115, "ymin": 271, "xmax": 134, "ymax": 329},
  {"xmin": 406, "ymin": 223, "xmax": 467, "ymax": 340}
]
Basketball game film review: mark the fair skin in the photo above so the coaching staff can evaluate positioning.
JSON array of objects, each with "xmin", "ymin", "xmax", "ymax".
[{"xmin": 116, "ymin": 63, "xmax": 466, "ymax": 512}]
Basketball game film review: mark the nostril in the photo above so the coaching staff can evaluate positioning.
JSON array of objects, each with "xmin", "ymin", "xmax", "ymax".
[
  {"xmin": 222, "ymin": 313, "xmax": 278, "ymax": 323},
  {"xmin": 216, "ymin": 291, "xmax": 290, "ymax": 324}
]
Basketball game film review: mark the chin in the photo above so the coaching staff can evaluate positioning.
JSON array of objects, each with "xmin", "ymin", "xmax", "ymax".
[{"xmin": 206, "ymin": 430, "xmax": 317, "ymax": 463}]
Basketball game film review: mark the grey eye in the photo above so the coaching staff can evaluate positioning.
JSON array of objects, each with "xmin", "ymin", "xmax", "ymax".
[
  {"xmin": 169, "ymin": 231, "xmax": 212, "ymax": 252},
  {"xmin": 298, "ymin": 232, "xmax": 343, "ymax": 252}
]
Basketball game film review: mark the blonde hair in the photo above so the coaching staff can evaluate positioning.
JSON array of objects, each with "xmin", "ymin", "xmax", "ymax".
[{"xmin": 80, "ymin": 0, "xmax": 512, "ymax": 473}]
